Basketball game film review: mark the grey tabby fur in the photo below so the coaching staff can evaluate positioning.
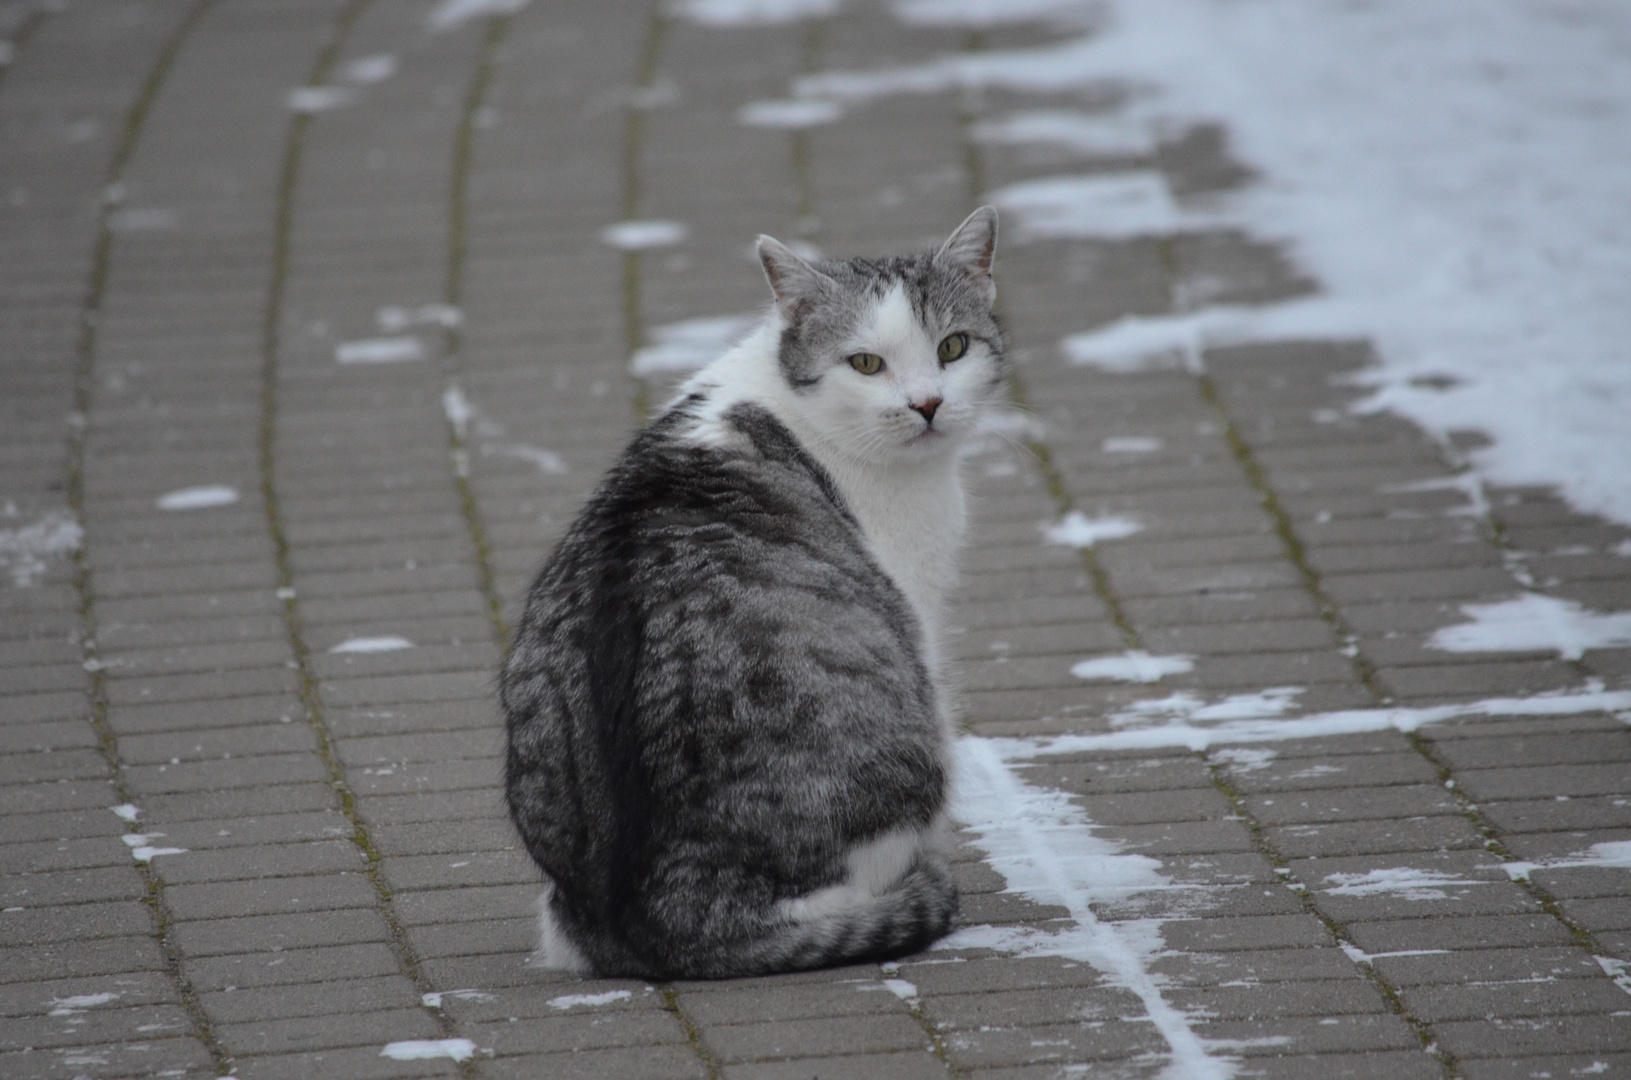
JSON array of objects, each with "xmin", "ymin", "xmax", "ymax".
[{"xmin": 501, "ymin": 209, "xmax": 1004, "ymax": 980}]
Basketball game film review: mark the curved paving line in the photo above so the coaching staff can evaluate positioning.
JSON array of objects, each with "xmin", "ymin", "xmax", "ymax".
[
  {"xmin": 941, "ymin": 30, "xmax": 1462, "ymax": 1079},
  {"xmin": 257, "ymin": 0, "xmax": 477, "ymax": 1064},
  {"xmin": 61, "ymin": 0, "xmax": 231, "ymax": 1073},
  {"xmin": 442, "ymin": 12, "xmax": 514, "ymax": 651}
]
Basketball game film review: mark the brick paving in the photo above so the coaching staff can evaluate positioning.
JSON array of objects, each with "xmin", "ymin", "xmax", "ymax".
[{"xmin": 2, "ymin": 1, "xmax": 1629, "ymax": 1078}]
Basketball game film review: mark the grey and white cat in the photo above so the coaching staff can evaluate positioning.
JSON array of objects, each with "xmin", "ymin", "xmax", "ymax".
[{"xmin": 501, "ymin": 207, "xmax": 1005, "ymax": 979}]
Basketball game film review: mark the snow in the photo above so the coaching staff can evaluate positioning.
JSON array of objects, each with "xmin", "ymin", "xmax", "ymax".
[
  {"xmin": 378, "ymin": 303, "xmax": 461, "ymax": 332},
  {"xmin": 880, "ymin": 979, "xmax": 918, "ymax": 1002},
  {"xmin": 155, "ymin": 485, "xmax": 238, "ymax": 511},
  {"xmin": 1210, "ymin": 748, "xmax": 1276, "ymax": 773},
  {"xmin": 737, "ymin": 99, "xmax": 844, "ymax": 129},
  {"xmin": 427, "ymin": 0, "xmax": 529, "ymax": 32},
  {"xmin": 106, "ymin": 207, "xmax": 178, "ymax": 232},
  {"xmin": 950, "ymin": 737, "xmax": 1234, "ymax": 1079},
  {"xmin": 1042, "ymin": 511, "xmax": 1142, "ymax": 548},
  {"xmin": 442, "ymin": 385, "xmax": 474, "ymax": 439},
  {"xmin": 1070, "ymin": 650, "xmax": 1194, "ymax": 684},
  {"xmin": 48, "ymin": 993, "xmax": 119, "ymax": 1016},
  {"xmin": 630, "ymin": 314, "xmax": 760, "ymax": 376},
  {"xmin": 600, "ymin": 220, "xmax": 687, "ymax": 250},
  {"xmin": 339, "ymin": 54, "xmax": 397, "ymax": 85},
  {"xmin": 988, "ymin": 171, "xmax": 1195, "ymax": 242},
  {"xmin": 893, "ymin": 0, "xmax": 1096, "ymax": 27},
  {"xmin": 335, "ymin": 336, "xmax": 425, "ymax": 365},
  {"xmin": 122, "ymin": 834, "xmax": 186, "ymax": 862},
  {"xmin": 285, "ymin": 86, "xmax": 357, "ymax": 114},
  {"xmin": 1427, "ymin": 593, "xmax": 1631, "ymax": 662},
  {"xmin": 669, "ymin": 0, "xmax": 841, "ymax": 25},
  {"xmin": 1102, "ymin": 436, "xmax": 1162, "ymax": 454},
  {"xmin": 110, "ymin": 804, "xmax": 140, "ymax": 822},
  {"xmin": 1059, "ymin": 299, "xmax": 1363, "ymax": 373},
  {"xmin": 1502, "ymin": 841, "xmax": 1631, "ymax": 883},
  {"xmin": 994, "ymin": 682, "xmax": 1631, "ymax": 756},
  {"xmin": 0, "ymin": 509, "xmax": 81, "ymax": 587},
  {"xmin": 547, "ymin": 990, "xmax": 632, "ymax": 1010},
  {"xmin": 972, "ymin": 109, "xmax": 1154, "ymax": 156},
  {"xmin": 422, "ymin": 989, "xmax": 495, "ymax": 1008},
  {"xmin": 380, "ymin": 1039, "xmax": 477, "ymax": 1061},
  {"xmin": 329, "ymin": 637, "xmax": 414, "ymax": 654},
  {"xmin": 1318, "ymin": 868, "xmax": 1483, "ymax": 902},
  {"xmin": 795, "ymin": 0, "xmax": 1631, "ymax": 529}
]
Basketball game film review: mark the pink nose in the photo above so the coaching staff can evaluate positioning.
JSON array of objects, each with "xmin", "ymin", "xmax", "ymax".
[{"xmin": 911, "ymin": 397, "xmax": 942, "ymax": 424}]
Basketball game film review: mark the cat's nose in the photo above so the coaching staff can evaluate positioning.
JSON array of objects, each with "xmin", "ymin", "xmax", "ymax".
[{"xmin": 911, "ymin": 397, "xmax": 942, "ymax": 424}]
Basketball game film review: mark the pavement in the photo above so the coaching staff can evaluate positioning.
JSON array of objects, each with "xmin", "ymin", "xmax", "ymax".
[{"xmin": 2, "ymin": 1, "xmax": 1629, "ymax": 1078}]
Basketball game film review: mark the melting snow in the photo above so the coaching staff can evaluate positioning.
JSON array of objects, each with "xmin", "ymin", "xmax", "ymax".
[
  {"xmin": 1210, "ymin": 747, "xmax": 1276, "ymax": 773},
  {"xmin": 630, "ymin": 314, "xmax": 760, "ymax": 376},
  {"xmin": 110, "ymin": 804, "xmax": 140, "ymax": 822},
  {"xmin": 950, "ymin": 737, "xmax": 1235, "ymax": 1079},
  {"xmin": 1070, "ymin": 650, "xmax": 1194, "ymax": 684},
  {"xmin": 1502, "ymin": 841, "xmax": 1631, "ymax": 883},
  {"xmin": 122, "ymin": 834, "xmax": 186, "ymax": 862},
  {"xmin": 330, "ymin": 637, "xmax": 414, "ymax": 654},
  {"xmin": 285, "ymin": 86, "xmax": 357, "ymax": 113},
  {"xmin": 988, "ymin": 171, "xmax": 1193, "ymax": 241},
  {"xmin": 1042, "ymin": 511, "xmax": 1142, "ymax": 548},
  {"xmin": 380, "ymin": 1038, "xmax": 477, "ymax": 1061},
  {"xmin": 1059, "ymin": 299, "xmax": 1363, "ymax": 373},
  {"xmin": 378, "ymin": 303, "xmax": 461, "ymax": 331},
  {"xmin": 48, "ymin": 993, "xmax": 120, "ymax": 1016},
  {"xmin": 442, "ymin": 385, "xmax": 474, "ymax": 438},
  {"xmin": 335, "ymin": 336, "xmax": 425, "ymax": 365},
  {"xmin": 881, "ymin": 978, "xmax": 918, "ymax": 1002},
  {"xmin": 600, "ymin": 220, "xmax": 687, "ymax": 250},
  {"xmin": 972, "ymin": 108, "xmax": 1155, "ymax": 157},
  {"xmin": 427, "ymin": 0, "xmax": 529, "ymax": 32},
  {"xmin": 1428, "ymin": 593, "xmax": 1631, "ymax": 662},
  {"xmin": 0, "ymin": 510, "xmax": 82, "ymax": 587},
  {"xmin": 737, "ymin": 98, "xmax": 844, "ymax": 129},
  {"xmin": 340, "ymin": 54, "xmax": 397, "ymax": 85},
  {"xmin": 1319, "ymin": 867, "xmax": 1481, "ymax": 902},
  {"xmin": 894, "ymin": 0, "xmax": 1098, "ymax": 27},
  {"xmin": 155, "ymin": 486, "xmax": 238, "ymax": 511},
  {"xmin": 547, "ymin": 990, "xmax": 632, "ymax": 1010},
  {"xmin": 670, "ymin": 0, "xmax": 841, "ymax": 25},
  {"xmin": 422, "ymin": 989, "xmax": 495, "ymax": 1008},
  {"xmin": 1102, "ymin": 436, "xmax": 1162, "ymax": 453},
  {"xmin": 106, "ymin": 207, "xmax": 178, "ymax": 232}
]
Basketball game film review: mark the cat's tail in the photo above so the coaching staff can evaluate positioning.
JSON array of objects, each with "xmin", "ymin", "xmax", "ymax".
[{"xmin": 710, "ymin": 850, "xmax": 959, "ymax": 979}]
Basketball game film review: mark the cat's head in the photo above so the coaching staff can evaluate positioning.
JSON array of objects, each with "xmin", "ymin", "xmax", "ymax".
[{"xmin": 756, "ymin": 207, "xmax": 1006, "ymax": 465}]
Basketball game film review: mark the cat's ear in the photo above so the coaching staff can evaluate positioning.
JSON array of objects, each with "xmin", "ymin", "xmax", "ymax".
[
  {"xmin": 936, "ymin": 205, "xmax": 998, "ymax": 305},
  {"xmin": 757, "ymin": 235, "xmax": 829, "ymax": 321}
]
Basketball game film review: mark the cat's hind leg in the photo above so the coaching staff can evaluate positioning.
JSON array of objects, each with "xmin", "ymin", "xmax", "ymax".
[{"xmin": 531, "ymin": 880, "xmax": 592, "ymax": 974}]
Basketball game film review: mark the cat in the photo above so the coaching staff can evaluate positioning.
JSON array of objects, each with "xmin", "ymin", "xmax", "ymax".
[{"xmin": 500, "ymin": 207, "xmax": 1005, "ymax": 980}]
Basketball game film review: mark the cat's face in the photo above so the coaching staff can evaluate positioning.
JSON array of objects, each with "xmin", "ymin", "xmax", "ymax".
[{"xmin": 759, "ymin": 208, "xmax": 1006, "ymax": 465}]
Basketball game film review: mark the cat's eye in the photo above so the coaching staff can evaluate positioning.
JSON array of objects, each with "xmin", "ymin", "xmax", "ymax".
[
  {"xmin": 848, "ymin": 353, "xmax": 884, "ymax": 376},
  {"xmin": 937, "ymin": 333, "xmax": 969, "ymax": 364}
]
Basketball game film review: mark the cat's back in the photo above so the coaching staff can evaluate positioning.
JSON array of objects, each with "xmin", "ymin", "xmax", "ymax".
[{"xmin": 501, "ymin": 400, "xmax": 943, "ymax": 932}]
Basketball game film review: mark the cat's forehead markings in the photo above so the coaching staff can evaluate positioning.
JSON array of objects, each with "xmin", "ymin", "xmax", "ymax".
[{"xmin": 858, "ymin": 280, "xmax": 928, "ymax": 355}]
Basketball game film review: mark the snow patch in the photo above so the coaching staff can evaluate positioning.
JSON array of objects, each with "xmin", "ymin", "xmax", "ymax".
[
  {"xmin": 106, "ymin": 207, "xmax": 178, "ymax": 232},
  {"xmin": 286, "ymin": 86, "xmax": 357, "ymax": 113},
  {"xmin": 427, "ymin": 0, "xmax": 530, "ymax": 32},
  {"xmin": 48, "ymin": 993, "xmax": 120, "ymax": 1016},
  {"xmin": 155, "ymin": 486, "xmax": 238, "ymax": 511},
  {"xmin": 973, "ymin": 109, "xmax": 1155, "ymax": 156},
  {"xmin": 600, "ymin": 220, "xmax": 687, "ymax": 250},
  {"xmin": 950, "ymin": 737, "xmax": 1235, "ymax": 1079},
  {"xmin": 631, "ymin": 314, "xmax": 760, "ymax": 376},
  {"xmin": 548, "ymin": 990, "xmax": 632, "ymax": 1010},
  {"xmin": 1502, "ymin": 841, "xmax": 1631, "ymax": 883},
  {"xmin": 670, "ymin": 0, "xmax": 841, "ymax": 25},
  {"xmin": 1071, "ymin": 651, "xmax": 1194, "ymax": 684},
  {"xmin": 330, "ymin": 637, "xmax": 414, "ymax": 654},
  {"xmin": 110, "ymin": 804, "xmax": 141, "ymax": 822},
  {"xmin": 881, "ymin": 978, "xmax": 918, "ymax": 1002},
  {"xmin": 122, "ymin": 834, "xmax": 186, "ymax": 862},
  {"xmin": 1102, "ymin": 436, "xmax": 1163, "ymax": 453},
  {"xmin": 989, "ymin": 171, "xmax": 1195, "ymax": 242},
  {"xmin": 1211, "ymin": 747, "xmax": 1276, "ymax": 773},
  {"xmin": 894, "ymin": 0, "xmax": 1098, "ymax": 27},
  {"xmin": 737, "ymin": 98, "xmax": 844, "ymax": 129},
  {"xmin": 1428, "ymin": 593, "xmax": 1631, "ymax": 662},
  {"xmin": 1042, "ymin": 511, "xmax": 1142, "ymax": 548},
  {"xmin": 422, "ymin": 989, "xmax": 495, "ymax": 1008},
  {"xmin": 442, "ymin": 385, "xmax": 474, "ymax": 438},
  {"xmin": 0, "ymin": 510, "xmax": 82, "ymax": 587},
  {"xmin": 339, "ymin": 54, "xmax": 397, "ymax": 85},
  {"xmin": 380, "ymin": 1039, "xmax": 477, "ymax": 1062},
  {"xmin": 378, "ymin": 303, "xmax": 461, "ymax": 332},
  {"xmin": 1319, "ymin": 867, "xmax": 1481, "ymax": 902},
  {"xmin": 1060, "ymin": 299, "xmax": 1363, "ymax": 373},
  {"xmin": 335, "ymin": 336, "xmax": 425, "ymax": 365}
]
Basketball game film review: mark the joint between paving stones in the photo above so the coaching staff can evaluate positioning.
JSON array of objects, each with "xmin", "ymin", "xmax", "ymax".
[
  {"xmin": 1199, "ymin": 756, "xmax": 1460, "ymax": 1078},
  {"xmin": 57, "ymin": 0, "xmax": 233, "ymax": 1072},
  {"xmin": 786, "ymin": 18, "xmax": 829, "ymax": 240},
  {"xmin": 260, "ymin": 1, "xmax": 475, "ymax": 1062},
  {"xmin": 443, "ymin": 11, "xmax": 516, "ymax": 652},
  {"xmin": 658, "ymin": 987, "xmax": 723, "ymax": 1080}
]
